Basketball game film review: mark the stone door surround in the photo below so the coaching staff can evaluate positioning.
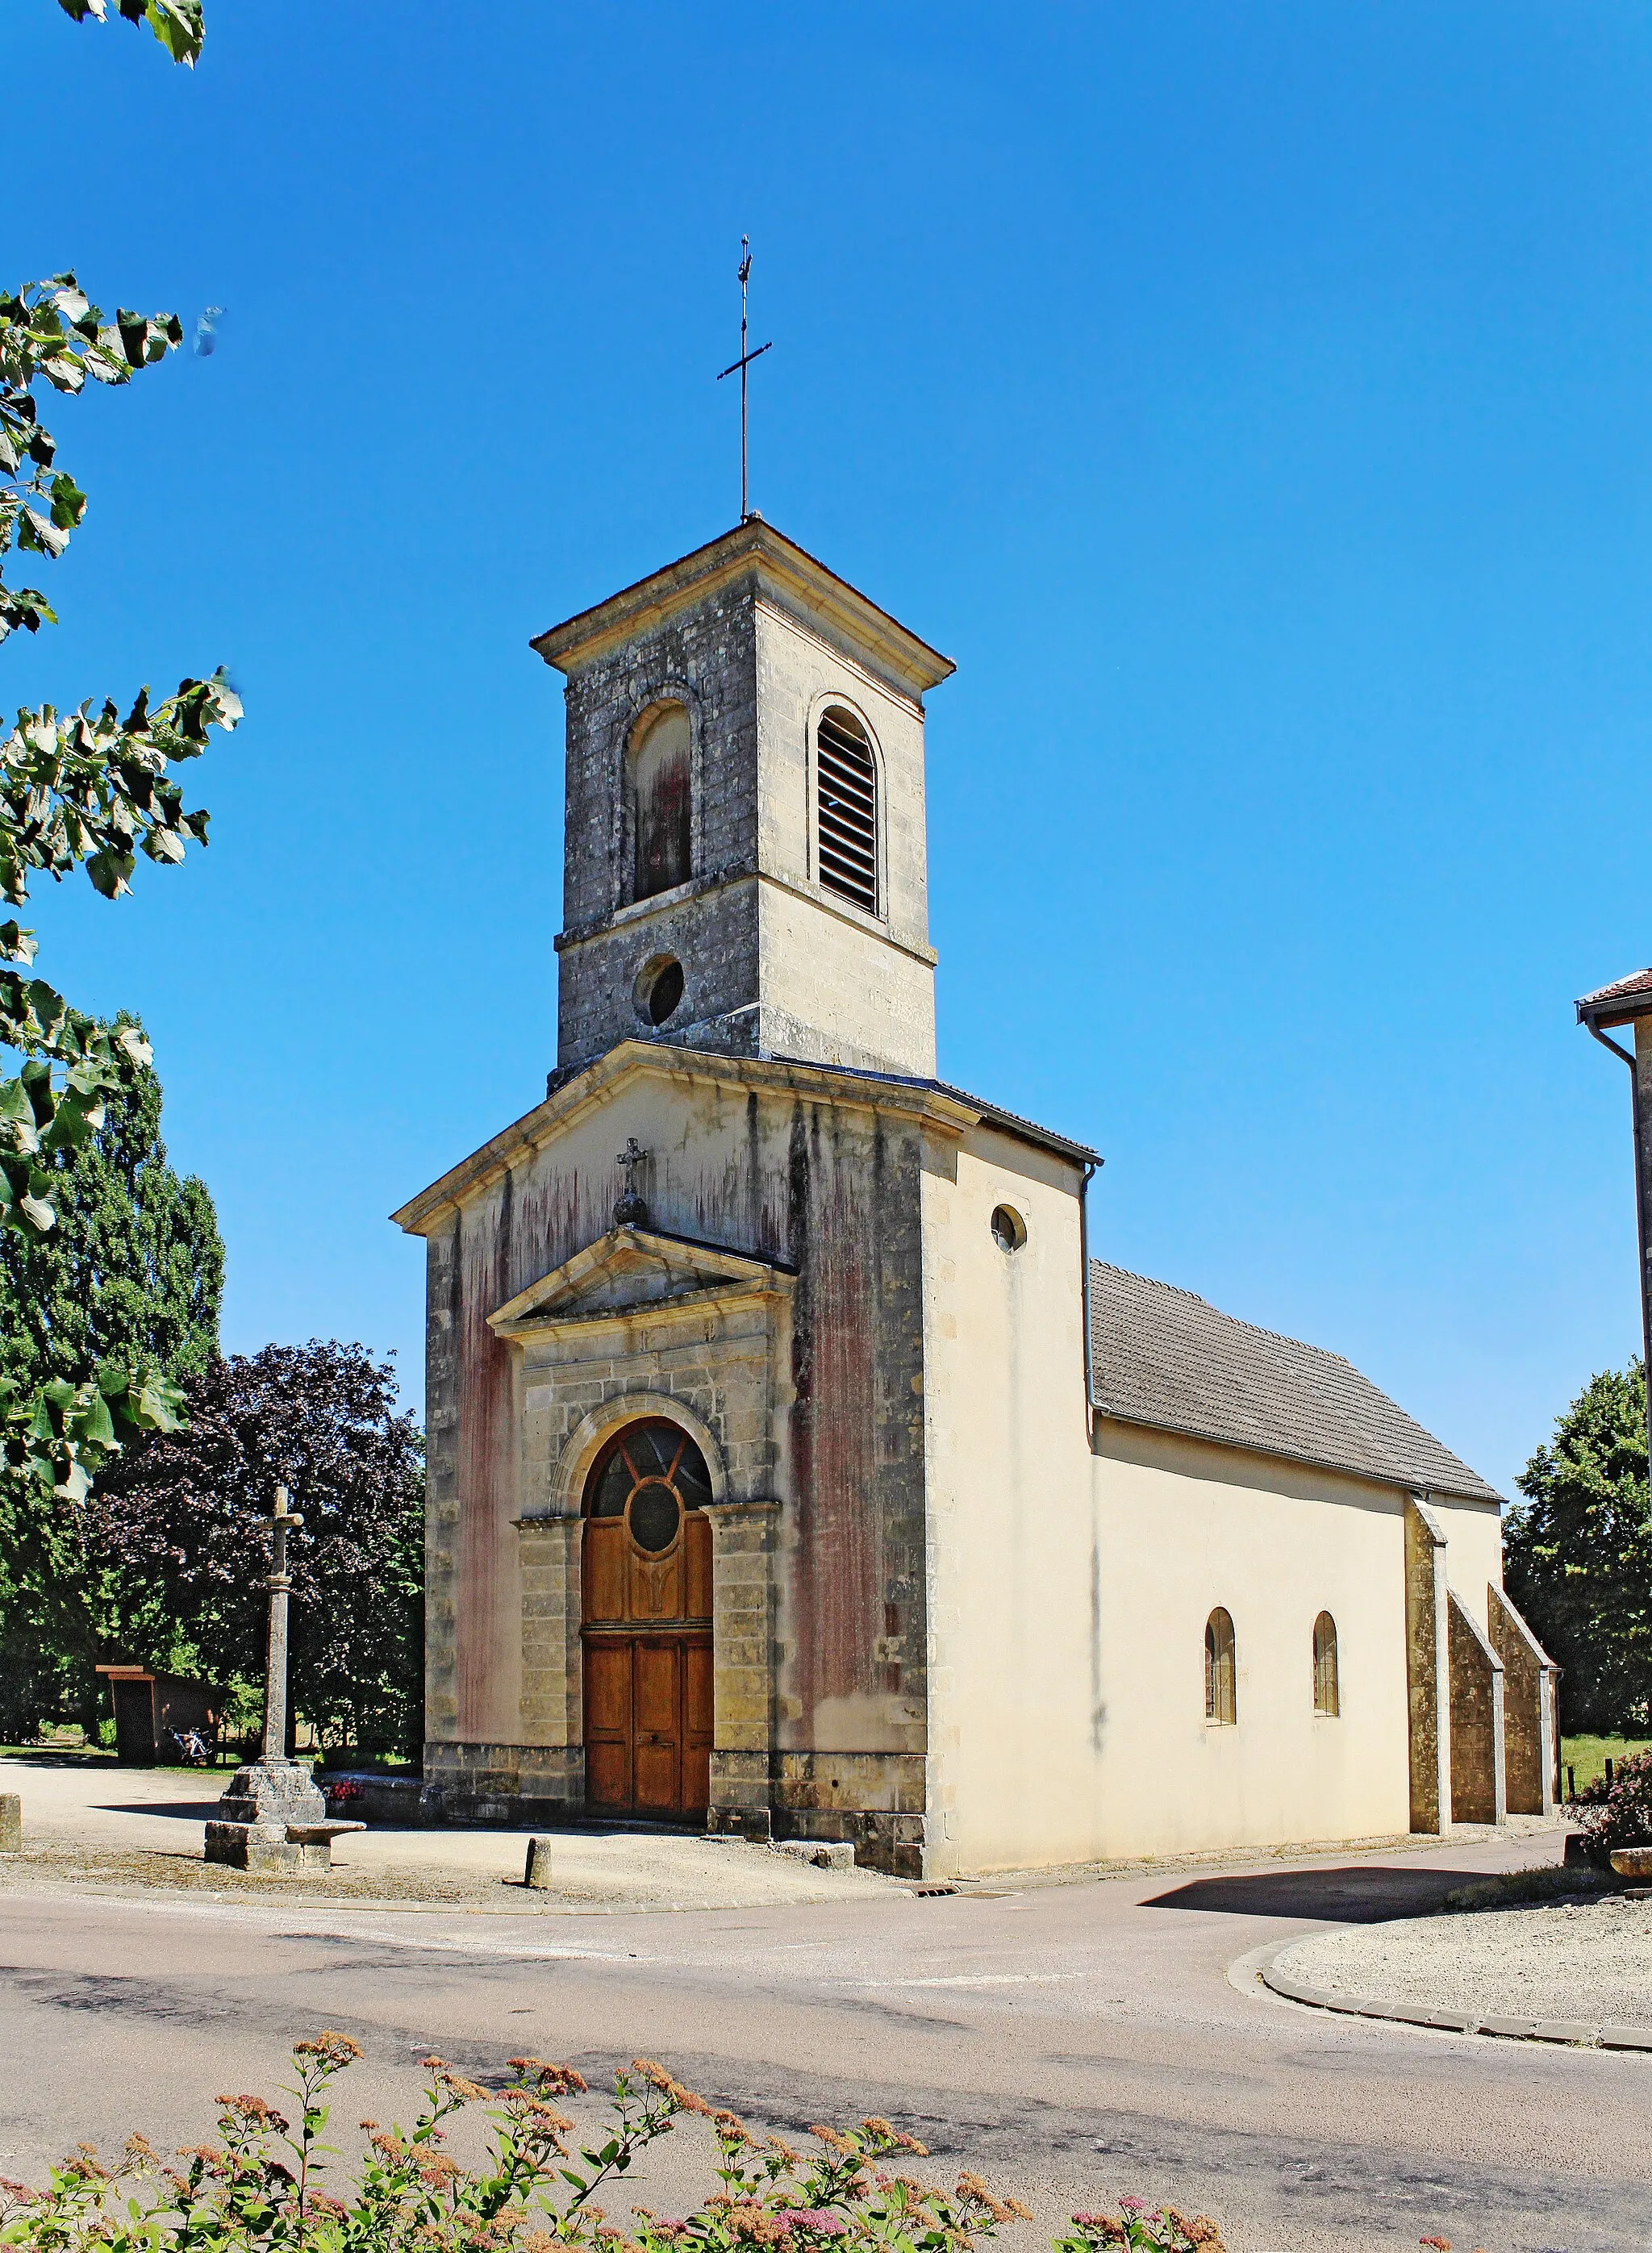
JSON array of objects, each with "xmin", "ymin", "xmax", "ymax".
[{"xmin": 486, "ymin": 1224, "xmax": 792, "ymax": 1831}]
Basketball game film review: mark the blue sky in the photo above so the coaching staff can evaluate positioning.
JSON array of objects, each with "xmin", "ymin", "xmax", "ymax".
[{"xmin": 10, "ymin": 2, "xmax": 1651, "ymax": 1494}]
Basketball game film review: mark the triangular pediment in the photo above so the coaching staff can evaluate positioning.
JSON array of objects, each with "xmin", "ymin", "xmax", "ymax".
[{"xmin": 487, "ymin": 1225, "xmax": 791, "ymax": 1337}]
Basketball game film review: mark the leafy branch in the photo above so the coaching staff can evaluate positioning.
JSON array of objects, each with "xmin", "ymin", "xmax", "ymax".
[
  {"xmin": 1, "ymin": 275, "xmax": 185, "ymax": 646},
  {"xmin": 53, "ymin": 0, "xmax": 205, "ymax": 69},
  {"xmin": 0, "ymin": 290, "xmax": 240, "ymax": 1504},
  {"xmin": 2, "ymin": 11, "xmax": 232, "ymax": 1506}
]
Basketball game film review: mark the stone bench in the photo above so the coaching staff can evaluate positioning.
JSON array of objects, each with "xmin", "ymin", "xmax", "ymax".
[{"xmin": 204, "ymin": 1817, "xmax": 366, "ymax": 1875}]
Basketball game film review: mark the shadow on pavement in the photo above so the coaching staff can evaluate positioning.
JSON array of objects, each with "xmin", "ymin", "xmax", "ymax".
[
  {"xmin": 1141, "ymin": 1863, "xmax": 1500, "ymax": 1921},
  {"xmin": 94, "ymin": 1800, "xmax": 223, "ymax": 1821}
]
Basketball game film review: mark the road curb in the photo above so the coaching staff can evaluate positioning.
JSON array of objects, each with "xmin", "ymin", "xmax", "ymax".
[{"xmin": 1257, "ymin": 1952, "xmax": 1652, "ymax": 2049}]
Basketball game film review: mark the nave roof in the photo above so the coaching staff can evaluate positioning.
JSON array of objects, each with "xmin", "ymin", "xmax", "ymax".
[{"xmin": 1089, "ymin": 1261, "xmax": 1501, "ymax": 1505}]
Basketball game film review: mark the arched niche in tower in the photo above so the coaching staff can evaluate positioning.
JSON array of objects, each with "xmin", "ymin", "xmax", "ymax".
[{"xmin": 629, "ymin": 701, "xmax": 692, "ymax": 902}]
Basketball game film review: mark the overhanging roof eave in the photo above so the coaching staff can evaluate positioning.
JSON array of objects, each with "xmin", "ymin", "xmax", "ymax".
[{"xmin": 1091, "ymin": 1400, "xmax": 1503, "ymax": 1508}]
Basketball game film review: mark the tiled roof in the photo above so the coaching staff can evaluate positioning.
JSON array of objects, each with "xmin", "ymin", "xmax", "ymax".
[
  {"xmin": 1577, "ymin": 967, "xmax": 1652, "ymax": 1020},
  {"xmin": 928, "ymin": 1079, "xmax": 1099, "ymax": 1166},
  {"xmin": 1088, "ymin": 1262, "xmax": 1500, "ymax": 1504}
]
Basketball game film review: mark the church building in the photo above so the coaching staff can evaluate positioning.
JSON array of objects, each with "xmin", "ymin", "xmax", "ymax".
[{"xmin": 393, "ymin": 520, "xmax": 1557, "ymax": 1876}]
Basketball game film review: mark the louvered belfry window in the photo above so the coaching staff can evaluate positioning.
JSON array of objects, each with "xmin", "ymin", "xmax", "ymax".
[{"xmin": 816, "ymin": 707, "xmax": 878, "ymax": 913}]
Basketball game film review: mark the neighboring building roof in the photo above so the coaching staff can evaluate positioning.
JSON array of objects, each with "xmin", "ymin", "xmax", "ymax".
[
  {"xmin": 1088, "ymin": 1262, "xmax": 1501, "ymax": 1504},
  {"xmin": 1577, "ymin": 967, "xmax": 1652, "ymax": 1028}
]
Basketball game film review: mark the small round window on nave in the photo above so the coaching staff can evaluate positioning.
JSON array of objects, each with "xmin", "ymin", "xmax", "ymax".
[{"xmin": 991, "ymin": 1204, "xmax": 1027, "ymax": 1253}]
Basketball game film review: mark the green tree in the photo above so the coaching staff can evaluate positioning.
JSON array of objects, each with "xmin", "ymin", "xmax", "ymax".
[
  {"xmin": 1504, "ymin": 1359, "xmax": 1651, "ymax": 1734},
  {"xmin": 1, "ymin": 0, "xmax": 234, "ymax": 1501},
  {"xmin": 0, "ymin": 1022, "xmax": 224, "ymax": 1736},
  {"xmin": 93, "ymin": 1344, "xmax": 426, "ymax": 1759},
  {"xmin": 0, "ymin": 1013, "xmax": 222, "ymax": 1398}
]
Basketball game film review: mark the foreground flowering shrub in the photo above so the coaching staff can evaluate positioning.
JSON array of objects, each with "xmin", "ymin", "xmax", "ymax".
[
  {"xmin": 1056, "ymin": 2205, "xmax": 1222, "ymax": 2249},
  {"xmin": 0, "ymin": 2034, "xmax": 1227, "ymax": 2253},
  {"xmin": 1576, "ymin": 1748, "xmax": 1652, "ymax": 1864}
]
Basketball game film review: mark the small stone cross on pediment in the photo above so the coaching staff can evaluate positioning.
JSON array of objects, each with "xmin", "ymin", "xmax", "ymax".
[{"xmin": 614, "ymin": 1137, "xmax": 649, "ymax": 1229}]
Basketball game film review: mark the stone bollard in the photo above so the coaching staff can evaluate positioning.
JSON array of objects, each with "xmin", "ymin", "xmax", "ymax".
[
  {"xmin": 0, "ymin": 1793, "xmax": 19, "ymax": 1853},
  {"xmin": 524, "ymin": 1836, "xmax": 555, "ymax": 1889}
]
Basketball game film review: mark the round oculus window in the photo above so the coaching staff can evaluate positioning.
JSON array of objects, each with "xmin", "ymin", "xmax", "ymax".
[
  {"xmin": 991, "ymin": 1204, "xmax": 1027, "ymax": 1252},
  {"xmin": 633, "ymin": 954, "xmax": 685, "ymax": 1028},
  {"xmin": 628, "ymin": 1480, "xmax": 681, "ymax": 1554}
]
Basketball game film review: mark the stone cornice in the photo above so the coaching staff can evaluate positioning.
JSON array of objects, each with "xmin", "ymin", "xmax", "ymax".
[
  {"xmin": 528, "ymin": 520, "xmax": 954, "ymax": 707},
  {"xmin": 553, "ymin": 863, "xmax": 937, "ymax": 970},
  {"xmin": 390, "ymin": 1042, "xmax": 982, "ymax": 1236},
  {"xmin": 492, "ymin": 1273, "xmax": 793, "ymax": 1346},
  {"xmin": 487, "ymin": 1222, "xmax": 789, "ymax": 1332}
]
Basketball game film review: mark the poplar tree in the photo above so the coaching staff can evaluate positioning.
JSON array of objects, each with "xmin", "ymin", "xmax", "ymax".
[
  {"xmin": 0, "ymin": 1025, "xmax": 223, "ymax": 1738},
  {"xmin": 0, "ymin": 1015, "xmax": 222, "ymax": 1399}
]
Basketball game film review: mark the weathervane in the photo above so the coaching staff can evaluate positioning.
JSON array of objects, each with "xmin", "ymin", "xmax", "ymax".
[{"xmin": 716, "ymin": 235, "xmax": 772, "ymax": 523}]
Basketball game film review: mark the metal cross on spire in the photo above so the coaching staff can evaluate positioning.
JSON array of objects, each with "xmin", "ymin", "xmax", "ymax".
[{"xmin": 716, "ymin": 235, "xmax": 772, "ymax": 522}]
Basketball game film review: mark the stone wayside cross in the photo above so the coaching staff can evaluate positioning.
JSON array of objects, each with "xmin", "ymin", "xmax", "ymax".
[
  {"xmin": 261, "ymin": 1484, "xmax": 299, "ymax": 1763},
  {"xmin": 203, "ymin": 1484, "xmax": 364, "ymax": 1874}
]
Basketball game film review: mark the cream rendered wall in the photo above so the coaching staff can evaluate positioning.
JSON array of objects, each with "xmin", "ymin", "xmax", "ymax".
[
  {"xmin": 756, "ymin": 881, "xmax": 937, "ymax": 1077},
  {"xmin": 921, "ymin": 1124, "xmax": 1099, "ymax": 1875},
  {"xmin": 752, "ymin": 600, "xmax": 930, "ymax": 941},
  {"xmin": 1430, "ymin": 1489, "xmax": 1506, "ymax": 1624},
  {"xmin": 1083, "ymin": 1427, "xmax": 1412, "ymax": 1861},
  {"xmin": 750, "ymin": 600, "xmax": 937, "ymax": 1079},
  {"xmin": 924, "ymin": 1131, "xmax": 1425, "ymax": 1870}
]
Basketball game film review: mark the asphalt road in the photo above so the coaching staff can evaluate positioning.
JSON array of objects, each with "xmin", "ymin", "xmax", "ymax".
[{"xmin": 2, "ymin": 1836, "xmax": 1648, "ymax": 2253}]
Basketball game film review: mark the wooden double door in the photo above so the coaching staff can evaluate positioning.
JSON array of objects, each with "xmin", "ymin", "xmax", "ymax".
[
  {"xmin": 584, "ymin": 1633, "xmax": 711, "ymax": 1817},
  {"xmin": 581, "ymin": 1420, "xmax": 715, "ymax": 1820}
]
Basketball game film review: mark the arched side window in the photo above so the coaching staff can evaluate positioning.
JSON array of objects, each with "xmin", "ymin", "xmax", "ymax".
[
  {"xmin": 1313, "ymin": 1610, "xmax": 1340, "ymax": 1717},
  {"xmin": 1204, "ymin": 1607, "xmax": 1237, "ymax": 1725},
  {"xmin": 816, "ymin": 705, "xmax": 878, "ymax": 914},
  {"xmin": 631, "ymin": 703, "xmax": 691, "ymax": 901}
]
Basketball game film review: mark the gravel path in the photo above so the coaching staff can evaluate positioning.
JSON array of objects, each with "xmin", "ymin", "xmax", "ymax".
[
  {"xmin": 1272, "ymin": 1892, "xmax": 1652, "ymax": 2027},
  {"xmin": 0, "ymin": 1757, "xmax": 899, "ymax": 1911}
]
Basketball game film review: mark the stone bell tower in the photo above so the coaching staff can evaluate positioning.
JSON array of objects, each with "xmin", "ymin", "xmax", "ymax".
[{"xmin": 532, "ymin": 519, "xmax": 954, "ymax": 1084}]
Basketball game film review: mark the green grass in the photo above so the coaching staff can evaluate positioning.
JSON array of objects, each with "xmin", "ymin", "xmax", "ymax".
[
  {"xmin": 0, "ymin": 1744, "xmax": 241, "ymax": 1775},
  {"xmin": 1562, "ymin": 1734, "xmax": 1652, "ymax": 1795},
  {"xmin": 1442, "ymin": 1864, "xmax": 1616, "ymax": 1912},
  {"xmin": 0, "ymin": 1742, "xmax": 115, "ymax": 1762}
]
